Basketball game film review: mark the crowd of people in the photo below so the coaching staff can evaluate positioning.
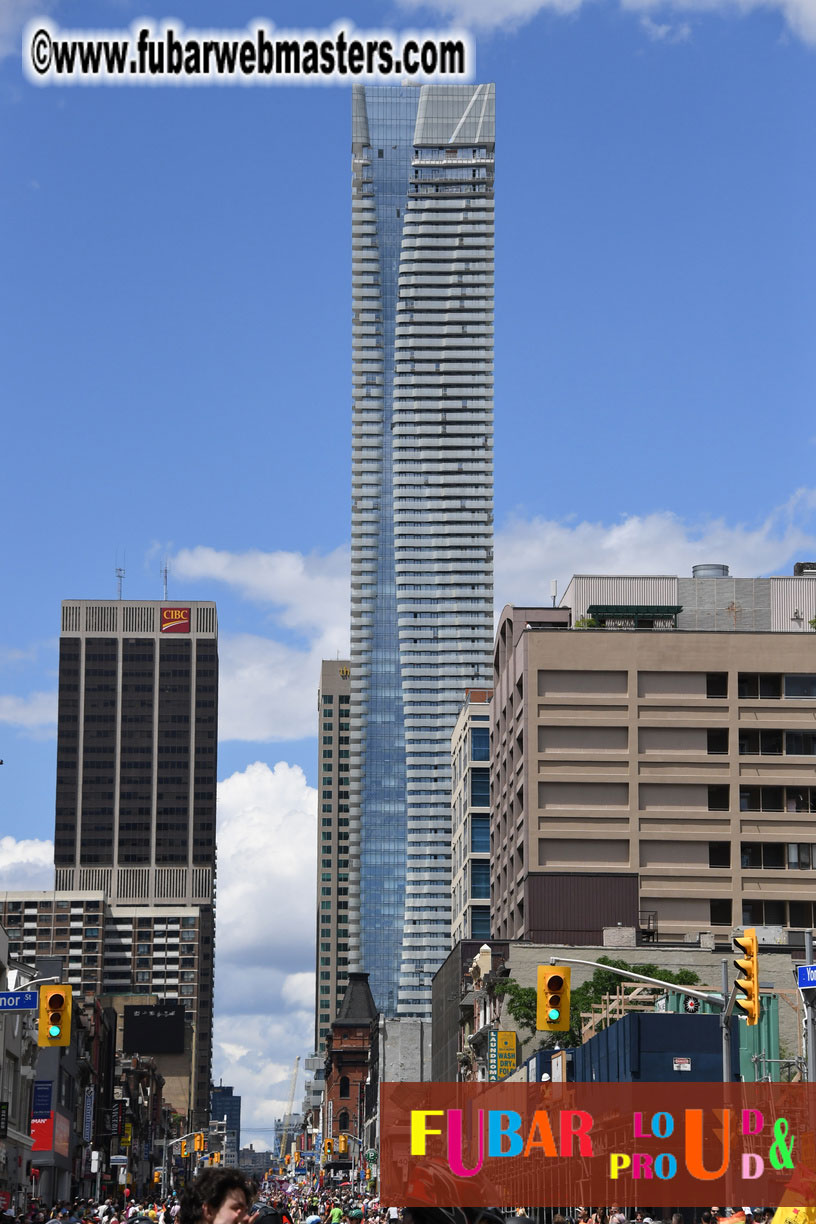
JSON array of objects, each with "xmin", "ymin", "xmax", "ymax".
[{"xmin": 7, "ymin": 1170, "xmax": 783, "ymax": 1224}]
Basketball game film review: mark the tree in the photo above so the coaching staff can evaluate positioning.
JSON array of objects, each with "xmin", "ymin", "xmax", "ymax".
[
  {"xmin": 493, "ymin": 957, "xmax": 701, "ymax": 1049},
  {"xmin": 563, "ymin": 956, "xmax": 700, "ymax": 1047},
  {"xmin": 573, "ymin": 616, "xmax": 599, "ymax": 629},
  {"xmin": 492, "ymin": 977, "xmax": 537, "ymax": 1034}
]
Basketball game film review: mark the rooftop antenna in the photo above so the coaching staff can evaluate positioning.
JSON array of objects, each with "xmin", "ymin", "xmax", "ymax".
[
  {"xmin": 551, "ymin": 578, "xmax": 558, "ymax": 608},
  {"xmin": 116, "ymin": 566, "xmax": 126, "ymax": 600},
  {"xmin": 162, "ymin": 559, "xmax": 169, "ymax": 601}
]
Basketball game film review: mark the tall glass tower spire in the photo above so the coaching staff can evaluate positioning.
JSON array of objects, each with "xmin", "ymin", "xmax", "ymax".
[{"xmin": 348, "ymin": 84, "xmax": 495, "ymax": 1018}]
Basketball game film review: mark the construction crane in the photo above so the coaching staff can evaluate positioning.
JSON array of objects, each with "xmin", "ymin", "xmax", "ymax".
[{"xmin": 279, "ymin": 1055, "xmax": 300, "ymax": 1169}]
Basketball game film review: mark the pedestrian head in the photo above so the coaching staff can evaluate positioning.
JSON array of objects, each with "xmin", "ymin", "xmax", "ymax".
[{"xmin": 178, "ymin": 1170, "xmax": 252, "ymax": 1224}]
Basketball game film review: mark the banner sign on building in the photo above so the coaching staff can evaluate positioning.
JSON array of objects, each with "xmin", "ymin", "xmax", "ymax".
[
  {"xmin": 0, "ymin": 1102, "xmax": 8, "ymax": 1138},
  {"xmin": 54, "ymin": 1111, "xmax": 71, "ymax": 1158},
  {"xmin": 31, "ymin": 1113, "xmax": 55, "ymax": 1152},
  {"xmin": 110, "ymin": 1100, "xmax": 126, "ymax": 1136},
  {"xmin": 32, "ymin": 1081, "xmax": 53, "ymax": 1119},
  {"xmin": 160, "ymin": 607, "xmax": 191, "ymax": 634},
  {"xmin": 83, "ymin": 1087, "xmax": 95, "ymax": 1143},
  {"xmin": 488, "ymin": 1030, "xmax": 519, "ymax": 1081},
  {"xmin": 123, "ymin": 1003, "xmax": 185, "ymax": 1055}
]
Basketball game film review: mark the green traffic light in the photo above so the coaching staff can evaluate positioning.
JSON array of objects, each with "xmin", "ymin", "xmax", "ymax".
[
  {"xmin": 547, "ymin": 1008, "xmax": 560, "ymax": 1022},
  {"xmin": 49, "ymin": 1024, "xmax": 61, "ymax": 1038}
]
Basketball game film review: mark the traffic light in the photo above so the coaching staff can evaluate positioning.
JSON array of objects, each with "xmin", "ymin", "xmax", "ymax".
[
  {"xmin": 212, "ymin": 1152, "xmax": 221, "ymax": 1164},
  {"xmin": 181, "ymin": 1140, "xmax": 188, "ymax": 1158},
  {"xmin": 733, "ymin": 926, "xmax": 760, "ymax": 1025},
  {"xmin": 38, "ymin": 985, "xmax": 72, "ymax": 1047},
  {"xmin": 324, "ymin": 1138, "xmax": 333, "ymax": 1155},
  {"xmin": 194, "ymin": 1132, "xmax": 205, "ymax": 1152},
  {"xmin": 537, "ymin": 965, "xmax": 571, "ymax": 1032},
  {"xmin": 153, "ymin": 1171, "xmax": 161, "ymax": 1184},
  {"xmin": 338, "ymin": 1134, "xmax": 348, "ymax": 1155}
]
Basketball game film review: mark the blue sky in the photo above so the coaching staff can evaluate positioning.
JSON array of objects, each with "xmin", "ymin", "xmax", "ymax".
[{"xmin": 2, "ymin": 0, "xmax": 815, "ymax": 1126}]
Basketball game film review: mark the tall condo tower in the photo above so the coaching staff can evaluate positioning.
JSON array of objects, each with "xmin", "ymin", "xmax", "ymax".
[{"xmin": 349, "ymin": 84, "xmax": 495, "ymax": 1018}]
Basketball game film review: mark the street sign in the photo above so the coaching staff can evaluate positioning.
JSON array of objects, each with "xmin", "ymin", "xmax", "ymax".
[
  {"xmin": 798, "ymin": 964, "xmax": 816, "ymax": 990},
  {"xmin": 0, "ymin": 990, "xmax": 38, "ymax": 1010},
  {"xmin": 365, "ymin": 1149, "xmax": 378, "ymax": 1163}
]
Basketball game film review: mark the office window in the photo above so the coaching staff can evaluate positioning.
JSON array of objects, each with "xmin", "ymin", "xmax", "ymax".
[
  {"xmin": 471, "ymin": 861, "xmax": 490, "ymax": 899},
  {"xmin": 471, "ymin": 727, "xmax": 489, "ymax": 761},
  {"xmin": 785, "ymin": 674, "xmax": 816, "ymax": 699},
  {"xmin": 738, "ymin": 673, "xmax": 782, "ymax": 699},
  {"xmin": 471, "ymin": 814, "xmax": 489, "ymax": 853},
  {"xmin": 709, "ymin": 842, "xmax": 730, "ymax": 868},
  {"xmin": 470, "ymin": 906, "xmax": 490, "ymax": 939},
  {"xmin": 787, "ymin": 731, "xmax": 816, "ymax": 755},
  {"xmin": 707, "ymin": 729, "xmax": 728, "ymax": 755},
  {"xmin": 790, "ymin": 901, "xmax": 815, "ymax": 927},
  {"xmin": 710, "ymin": 899, "xmax": 732, "ymax": 925},
  {"xmin": 708, "ymin": 785, "xmax": 730, "ymax": 811},
  {"xmin": 471, "ymin": 768, "xmax": 490, "ymax": 808},
  {"xmin": 706, "ymin": 673, "xmax": 728, "ymax": 698},
  {"xmin": 788, "ymin": 843, "xmax": 813, "ymax": 870}
]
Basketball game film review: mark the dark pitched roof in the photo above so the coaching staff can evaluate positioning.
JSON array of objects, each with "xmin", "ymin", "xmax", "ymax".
[{"xmin": 333, "ymin": 971, "xmax": 378, "ymax": 1025}]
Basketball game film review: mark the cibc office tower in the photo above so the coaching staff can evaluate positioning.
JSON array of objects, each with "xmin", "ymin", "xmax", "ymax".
[
  {"xmin": 53, "ymin": 600, "xmax": 217, "ymax": 1115},
  {"xmin": 349, "ymin": 85, "xmax": 495, "ymax": 1018}
]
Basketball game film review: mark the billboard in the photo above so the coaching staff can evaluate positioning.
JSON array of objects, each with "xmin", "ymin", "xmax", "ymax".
[{"xmin": 122, "ymin": 1003, "xmax": 185, "ymax": 1055}]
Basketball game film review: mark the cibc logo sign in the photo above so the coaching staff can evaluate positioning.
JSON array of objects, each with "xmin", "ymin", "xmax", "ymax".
[{"xmin": 161, "ymin": 607, "xmax": 191, "ymax": 634}]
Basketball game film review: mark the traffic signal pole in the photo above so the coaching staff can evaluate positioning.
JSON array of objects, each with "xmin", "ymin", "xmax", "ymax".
[
  {"xmin": 720, "ymin": 957, "xmax": 739, "ymax": 1084},
  {"xmin": 548, "ymin": 954, "xmax": 734, "ymax": 1079},
  {"xmin": 805, "ymin": 930, "xmax": 816, "ymax": 1083},
  {"xmin": 547, "ymin": 955, "xmax": 725, "ymax": 1006}
]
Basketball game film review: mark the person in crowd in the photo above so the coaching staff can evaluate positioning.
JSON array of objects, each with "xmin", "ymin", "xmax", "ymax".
[{"xmin": 178, "ymin": 1169, "xmax": 255, "ymax": 1224}]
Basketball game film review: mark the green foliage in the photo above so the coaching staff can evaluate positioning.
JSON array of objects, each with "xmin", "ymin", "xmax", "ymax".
[
  {"xmin": 492, "ymin": 958, "xmax": 701, "ymax": 1048},
  {"xmin": 492, "ymin": 978, "xmax": 538, "ymax": 1034},
  {"xmin": 563, "ymin": 956, "xmax": 700, "ymax": 1047},
  {"xmin": 810, "ymin": 617, "xmax": 816, "ymax": 631},
  {"xmin": 574, "ymin": 616, "xmax": 599, "ymax": 629}
]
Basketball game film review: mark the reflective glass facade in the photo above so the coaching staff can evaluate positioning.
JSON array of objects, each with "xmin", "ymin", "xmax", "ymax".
[{"xmin": 349, "ymin": 85, "xmax": 495, "ymax": 1017}]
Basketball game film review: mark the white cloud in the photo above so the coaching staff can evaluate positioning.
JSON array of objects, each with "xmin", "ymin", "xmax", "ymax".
[
  {"xmin": 0, "ymin": 0, "xmax": 57, "ymax": 60},
  {"xmin": 640, "ymin": 13, "xmax": 692, "ymax": 37},
  {"xmin": 172, "ymin": 546, "xmax": 349, "ymax": 743},
  {"xmin": 282, "ymin": 971, "xmax": 317, "ymax": 1011},
  {"xmin": 218, "ymin": 633, "xmax": 326, "ymax": 743},
  {"xmin": 0, "ymin": 835, "xmax": 54, "ymax": 890},
  {"xmin": 172, "ymin": 545, "xmax": 349, "ymax": 641},
  {"xmin": 212, "ymin": 759, "xmax": 317, "ymax": 1127},
  {"xmin": 494, "ymin": 488, "xmax": 816, "ymax": 609},
  {"xmin": 215, "ymin": 760, "xmax": 317, "ymax": 967},
  {"xmin": 0, "ymin": 691, "xmax": 57, "ymax": 734},
  {"xmin": 398, "ymin": 0, "xmax": 816, "ymax": 44}
]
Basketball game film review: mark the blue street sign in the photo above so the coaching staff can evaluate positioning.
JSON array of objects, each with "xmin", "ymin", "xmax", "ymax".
[
  {"xmin": 798, "ymin": 964, "xmax": 816, "ymax": 990},
  {"xmin": 0, "ymin": 990, "xmax": 38, "ymax": 1010}
]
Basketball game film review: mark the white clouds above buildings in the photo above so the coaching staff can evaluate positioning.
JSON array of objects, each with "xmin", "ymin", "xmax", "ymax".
[{"xmin": 399, "ymin": 0, "xmax": 816, "ymax": 46}]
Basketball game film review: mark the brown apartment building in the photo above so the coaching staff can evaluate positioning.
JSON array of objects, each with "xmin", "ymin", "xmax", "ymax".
[
  {"xmin": 491, "ymin": 576, "xmax": 816, "ymax": 947},
  {"xmin": 315, "ymin": 660, "xmax": 352, "ymax": 1049}
]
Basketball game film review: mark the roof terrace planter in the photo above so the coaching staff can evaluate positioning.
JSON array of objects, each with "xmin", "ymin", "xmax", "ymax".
[{"xmin": 586, "ymin": 604, "xmax": 683, "ymax": 630}]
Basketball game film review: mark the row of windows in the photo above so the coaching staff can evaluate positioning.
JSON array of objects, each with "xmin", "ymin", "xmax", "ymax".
[
  {"xmin": 706, "ymin": 673, "xmax": 816, "ymax": 699},
  {"xmin": 711, "ymin": 898, "xmax": 816, "ymax": 927},
  {"xmin": 710, "ymin": 841, "xmax": 816, "ymax": 870}
]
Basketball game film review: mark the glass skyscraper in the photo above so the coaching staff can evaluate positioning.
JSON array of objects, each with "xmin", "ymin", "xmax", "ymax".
[{"xmin": 348, "ymin": 84, "xmax": 495, "ymax": 1018}]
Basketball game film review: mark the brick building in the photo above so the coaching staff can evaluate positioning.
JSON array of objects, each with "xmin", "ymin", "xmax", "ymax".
[{"xmin": 322, "ymin": 971, "xmax": 377, "ymax": 1170}]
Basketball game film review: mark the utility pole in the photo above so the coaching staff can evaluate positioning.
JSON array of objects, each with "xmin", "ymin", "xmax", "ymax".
[{"xmin": 805, "ymin": 931, "xmax": 816, "ymax": 1083}]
